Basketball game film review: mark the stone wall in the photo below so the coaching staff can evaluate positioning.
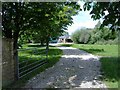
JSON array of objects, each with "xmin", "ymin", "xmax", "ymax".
[{"xmin": 2, "ymin": 38, "xmax": 15, "ymax": 87}]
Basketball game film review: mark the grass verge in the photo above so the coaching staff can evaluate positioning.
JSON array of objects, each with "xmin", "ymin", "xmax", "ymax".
[{"xmin": 60, "ymin": 44, "xmax": 119, "ymax": 88}]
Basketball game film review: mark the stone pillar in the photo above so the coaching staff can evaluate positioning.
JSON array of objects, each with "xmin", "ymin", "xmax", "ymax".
[
  {"xmin": 0, "ymin": 2, "xmax": 2, "ymax": 89},
  {"xmin": 2, "ymin": 38, "xmax": 16, "ymax": 87},
  {"xmin": 0, "ymin": 36, "xmax": 2, "ymax": 89}
]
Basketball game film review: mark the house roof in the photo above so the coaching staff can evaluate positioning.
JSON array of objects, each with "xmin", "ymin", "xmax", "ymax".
[{"xmin": 59, "ymin": 35, "xmax": 70, "ymax": 39}]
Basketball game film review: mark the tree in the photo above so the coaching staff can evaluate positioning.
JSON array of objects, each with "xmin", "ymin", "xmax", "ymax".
[
  {"xmin": 89, "ymin": 21, "xmax": 118, "ymax": 44},
  {"xmin": 40, "ymin": 2, "xmax": 80, "ymax": 50},
  {"xmin": 2, "ymin": 2, "xmax": 80, "ymax": 47},
  {"xmin": 32, "ymin": 30, "xmax": 46, "ymax": 45},
  {"xmin": 83, "ymin": 2, "xmax": 120, "ymax": 31},
  {"xmin": 71, "ymin": 21, "xmax": 118, "ymax": 44},
  {"xmin": 2, "ymin": 2, "xmax": 81, "ymax": 79},
  {"xmin": 71, "ymin": 28, "xmax": 91, "ymax": 44}
]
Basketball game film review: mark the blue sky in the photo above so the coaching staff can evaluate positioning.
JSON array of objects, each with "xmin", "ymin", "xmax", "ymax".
[{"xmin": 67, "ymin": 1, "xmax": 99, "ymax": 35}]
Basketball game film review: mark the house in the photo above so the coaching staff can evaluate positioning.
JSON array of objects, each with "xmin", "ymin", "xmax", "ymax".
[{"xmin": 58, "ymin": 35, "xmax": 73, "ymax": 43}]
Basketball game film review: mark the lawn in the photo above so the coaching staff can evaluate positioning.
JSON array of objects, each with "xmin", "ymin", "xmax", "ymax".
[
  {"xmin": 9, "ymin": 44, "xmax": 63, "ymax": 88},
  {"xmin": 60, "ymin": 44, "xmax": 119, "ymax": 88},
  {"xmin": 60, "ymin": 44, "xmax": 118, "ymax": 57}
]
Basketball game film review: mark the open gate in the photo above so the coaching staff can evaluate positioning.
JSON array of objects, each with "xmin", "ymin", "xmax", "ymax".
[{"xmin": 18, "ymin": 47, "xmax": 48, "ymax": 78}]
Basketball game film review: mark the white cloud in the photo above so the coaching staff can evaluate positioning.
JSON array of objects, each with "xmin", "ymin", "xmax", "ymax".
[
  {"xmin": 67, "ymin": 21, "xmax": 98, "ymax": 35},
  {"xmin": 66, "ymin": 1, "xmax": 99, "ymax": 35}
]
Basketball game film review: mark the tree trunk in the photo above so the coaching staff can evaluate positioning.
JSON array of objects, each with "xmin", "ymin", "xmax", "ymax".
[
  {"xmin": 13, "ymin": 3, "xmax": 21, "ymax": 80},
  {"xmin": 46, "ymin": 36, "xmax": 49, "ymax": 55},
  {"xmin": 13, "ymin": 35, "xmax": 19, "ymax": 80},
  {"xmin": 40, "ymin": 40, "xmax": 44, "ymax": 46}
]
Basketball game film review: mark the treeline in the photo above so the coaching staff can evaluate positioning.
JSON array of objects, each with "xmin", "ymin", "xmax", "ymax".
[{"xmin": 71, "ymin": 22, "xmax": 118, "ymax": 45}]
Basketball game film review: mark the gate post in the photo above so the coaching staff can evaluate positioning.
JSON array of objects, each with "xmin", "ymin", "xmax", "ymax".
[
  {"xmin": 0, "ymin": 35, "xmax": 2, "ymax": 89},
  {"xmin": 2, "ymin": 38, "xmax": 18, "ymax": 87}
]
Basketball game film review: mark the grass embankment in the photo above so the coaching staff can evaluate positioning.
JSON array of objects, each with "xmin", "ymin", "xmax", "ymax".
[
  {"xmin": 10, "ymin": 44, "xmax": 63, "ymax": 88},
  {"xmin": 60, "ymin": 44, "xmax": 119, "ymax": 88}
]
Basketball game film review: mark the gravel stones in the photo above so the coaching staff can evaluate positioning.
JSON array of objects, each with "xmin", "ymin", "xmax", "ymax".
[{"xmin": 24, "ymin": 46, "xmax": 107, "ymax": 89}]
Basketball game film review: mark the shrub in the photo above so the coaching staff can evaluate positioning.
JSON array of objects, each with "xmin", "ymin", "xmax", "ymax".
[
  {"xmin": 95, "ymin": 39, "xmax": 118, "ymax": 45},
  {"xmin": 71, "ymin": 30, "xmax": 80, "ymax": 44},
  {"xmin": 71, "ymin": 27, "xmax": 118, "ymax": 44},
  {"xmin": 71, "ymin": 29, "xmax": 91, "ymax": 44}
]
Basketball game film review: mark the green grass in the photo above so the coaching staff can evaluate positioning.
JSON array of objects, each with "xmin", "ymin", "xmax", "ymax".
[
  {"xmin": 100, "ymin": 57, "xmax": 118, "ymax": 88},
  {"xmin": 72, "ymin": 44, "xmax": 118, "ymax": 57},
  {"xmin": 60, "ymin": 44, "xmax": 119, "ymax": 88},
  {"xmin": 60, "ymin": 44, "xmax": 118, "ymax": 57},
  {"xmin": 8, "ymin": 44, "xmax": 63, "ymax": 88}
]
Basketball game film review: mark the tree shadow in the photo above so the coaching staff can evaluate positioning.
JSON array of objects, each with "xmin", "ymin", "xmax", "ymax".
[
  {"xmin": 27, "ymin": 44, "xmax": 46, "ymax": 47},
  {"xmin": 59, "ymin": 44, "xmax": 105, "ymax": 54},
  {"xmin": 20, "ymin": 49, "xmax": 62, "ymax": 56},
  {"xmin": 85, "ymin": 48, "xmax": 105, "ymax": 53},
  {"xmin": 16, "ymin": 45, "xmax": 119, "ymax": 88},
  {"xmin": 18, "ymin": 55, "xmax": 46, "ymax": 74},
  {"xmin": 19, "ymin": 48, "xmax": 46, "ymax": 55},
  {"xmin": 58, "ymin": 44, "xmax": 73, "ymax": 47},
  {"xmin": 100, "ymin": 57, "xmax": 119, "ymax": 82},
  {"xmin": 10, "ymin": 47, "xmax": 63, "ymax": 88},
  {"xmin": 49, "ymin": 45, "xmax": 56, "ymax": 47},
  {"xmin": 41, "ymin": 56, "xmax": 118, "ymax": 88},
  {"xmin": 23, "ymin": 56, "xmax": 104, "ymax": 88},
  {"xmin": 18, "ymin": 47, "xmax": 62, "ymax": 72},
  {"xmin": 72, "ymin": 48, "xmax": 105, "ymax": 55}
]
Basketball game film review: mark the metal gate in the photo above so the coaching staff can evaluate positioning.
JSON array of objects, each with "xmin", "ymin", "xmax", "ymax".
[{"xmin": 18, "ymin": 47, "xmax": 48, "ymax": 78}]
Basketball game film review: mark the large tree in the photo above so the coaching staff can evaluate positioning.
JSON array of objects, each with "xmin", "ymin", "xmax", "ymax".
[
  {"xmin": 2, "ymin": 2, "xmax": 80, "ymax": 48},
  {"xmin": 19, "ymin": 2, "xmax": 80, "ymax": 50},
  {"xmin": 2, "ymin": 2, "xmax": 80, "ymax": 79}
]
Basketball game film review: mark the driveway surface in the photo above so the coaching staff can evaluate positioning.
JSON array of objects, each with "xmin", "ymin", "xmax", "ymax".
[{"xmin": 24, "ymin": 46, "xmax": 107, "ymax": 89}]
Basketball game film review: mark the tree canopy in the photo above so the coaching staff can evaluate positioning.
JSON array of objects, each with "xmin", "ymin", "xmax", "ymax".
[
  {"xmin": 2, "ymin": 2, "xmax": 80, "ymax": 48},
  {"xmin": 71, "ymin": 21, "xmax": 118, "ymax": 44},
  {"xmin": 83, "ymin": 2, "xmax": 120, "ymax": 31}
]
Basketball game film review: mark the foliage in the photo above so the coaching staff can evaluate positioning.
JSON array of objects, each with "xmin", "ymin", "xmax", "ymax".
[
  {"xmin": 90, "ymin": 22, "xmax": 118, "ymax": 44},
  {"xmin": 71, "ymin": 29, "xmax": 91, "ymax": 44},
  {"xmin": 2, "ymin": 2, "xmax": 81, "ymax": 70},
  {"xmin": 32, "ymin": 30, "xmax": 46, "ymax": 45},
  {"xmin": 71, "ymin": 21, "xmax": 118, "ymax": 44},
  {"xmin": 71, "ymin": 30, "xmax": 81, "ymax": 43},
  {"xmin": 83, "ymin": 2, "xmax": 120, "ymax": 31},
  {"xmin": 2, "ymin": 2, "xmax": 80, "ymax": 45}
]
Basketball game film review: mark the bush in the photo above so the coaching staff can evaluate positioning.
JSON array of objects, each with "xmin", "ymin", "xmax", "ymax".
[
  {"xmin": 71, "ymin": 29, "xmax": 91, "ymax": 44},
  {"xmin": 95, "ymin": 39, "xmax": 118, "ymax": 45},
  {"xmin": 71, "ymin": 27, "xmax": 118, "ymax": 44},
  {"xmin": 95, "ymin": 39, "xmax": 106, "ymax": 45},
  {"xmin": 71, "ymin": 30, "xmax": 80, "ymax": 44},
  {"xmin": 113, "ymin": 38, "xmax": 118, "ymax": 44}
]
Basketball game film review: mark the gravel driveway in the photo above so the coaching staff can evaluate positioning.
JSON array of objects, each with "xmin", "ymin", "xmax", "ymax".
[{"xmin": 24, "ymin": 46, "xmax": 107, "ymax": 89}]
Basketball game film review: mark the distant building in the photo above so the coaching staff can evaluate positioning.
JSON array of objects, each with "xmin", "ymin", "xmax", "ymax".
[{"xmin": 58, "ymin": 35, "xmax": 73, "ymax": 43}]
